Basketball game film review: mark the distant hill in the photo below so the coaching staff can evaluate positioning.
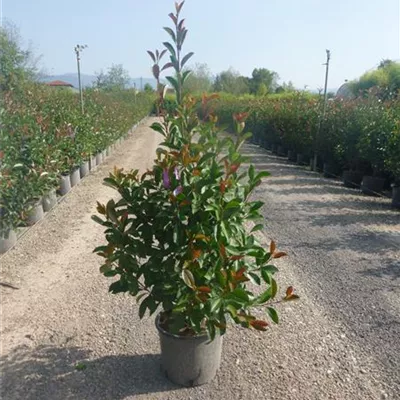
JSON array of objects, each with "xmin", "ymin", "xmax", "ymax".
[{"xmin": 41, "ymin": 74, "xmax": 158, "ymax": 89}]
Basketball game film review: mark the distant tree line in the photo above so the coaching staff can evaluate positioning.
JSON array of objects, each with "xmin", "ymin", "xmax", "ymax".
[
  {"xmin": 183, "ymin": 64, "xmax": 296, "ymax": 96},
  {"xmin": 348, "ymin": 59, "xmax": 400, "ymax": 100}
]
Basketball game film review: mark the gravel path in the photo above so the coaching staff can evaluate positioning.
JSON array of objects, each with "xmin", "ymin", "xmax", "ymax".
[{"xmin": 1, "ymin": 120, "xmax": 399, "ymax": 400}]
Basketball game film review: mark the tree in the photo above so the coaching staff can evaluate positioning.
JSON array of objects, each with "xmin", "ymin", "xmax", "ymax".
[
  {"xmin": 213, "ymin": 68, "xmax": 249, "ymax": 95},
  {"xmin": 94, "ymin": 64, "xmax": 130, "ymax": 91},
  {"xmin": 183, "ymin": 63, "xmax": 213, "ymax": 94},
  {"xmin": 275, "ymin": 81, "xmax": 296, "ymax": 94},
  {"xmin": 144, "ymin": 83, "xmax": 154, "ymax": 93},
  {"xmin": 349, "ymin": 60, "xmax": 400, "ymax": 99},
  {"xmin": 249, "ymin": 68, "xmax": 279, "ymax": 95},
  {"xmin": 0, "ymin": 22, "xmax": 40, "ymax": 91}
]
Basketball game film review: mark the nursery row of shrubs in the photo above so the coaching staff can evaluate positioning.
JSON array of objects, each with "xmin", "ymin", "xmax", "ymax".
[
  {"xmin": 206, "ymin": 92, "xmax": 400, "ymax": 205},
  {"xmin": 0, "ymin": 83, "xmax": 154, "ymax": 252}
]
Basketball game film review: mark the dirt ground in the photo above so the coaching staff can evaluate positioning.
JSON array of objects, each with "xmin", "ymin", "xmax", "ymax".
[{"xmin": 1, "ymin": 118, "xmax": 399, "ymax": 400}]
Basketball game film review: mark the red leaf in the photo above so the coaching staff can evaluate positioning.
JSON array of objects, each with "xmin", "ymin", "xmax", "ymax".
[
  {"xmin": 220, "ymin": 181, "xmax": 226, "ymax": 194},
  {"xmin": 269, "ymin": 240, "xmax": 276, "ymax": 254},
  {"xmin": 286, "ymin": 286, "xmax": 294, "ymax": 297},
  {"xmin": 168, "ymin": 12, "xmax": 178, "ymax": 25},
  {"xmin": 219, "ymin": 244, "xmax": 227, "ymax": 259},
  {"xmin": 250, "ymin": 320, "xmax": 269, "ymax": 331},
  {"xmin": 191, "ymin": 248, "xmax": 202, "ymax": 260},
  {"xmin": 198, "ymin": 286, "xmax": 211, "ymax": 293},
  {"xmin": 272, "ymin": 251, "xmax": 287, "ymax": 259},
  {"xmin": 147, "ymin": 50, "xmax": 156, "ymax": 63},
  {"xmin": 230, "ymin": 255, "xmax": 244, "ymax": 261}
]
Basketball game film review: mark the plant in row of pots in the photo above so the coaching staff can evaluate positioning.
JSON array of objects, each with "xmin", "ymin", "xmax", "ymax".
[{"xmin": 93, "ymin": 1, "xmax": 298, "ymax": 387}]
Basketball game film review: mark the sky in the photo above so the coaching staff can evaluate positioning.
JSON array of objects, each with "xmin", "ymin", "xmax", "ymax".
[{"xmin": 2, "ymin": 0, "xmax": 400, "ymax": 90}]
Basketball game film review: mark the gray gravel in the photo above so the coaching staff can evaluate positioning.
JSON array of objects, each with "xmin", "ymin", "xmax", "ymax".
[{"xmin": 1, "ymin": 121, "xmax": 399, "ymax": 400}]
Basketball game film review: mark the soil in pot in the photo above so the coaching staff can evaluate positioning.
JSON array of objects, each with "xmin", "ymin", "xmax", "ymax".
[
  {"xmin": 343, "ymin": 170, "xmax": 363, "ymax": 189},
  {"xmin": 42, "ymin": 189, "xmax": 57, "ymax": 212},
  {"xmin": 89, "ymin": 156, "xmax": 97, "ymax": 170},
  {"xmin": 156, "ymin": 315, "xmax": 222, "ymax": 387},
  {"xmin": 80, "ymin": 161, "xmax": 90, "ymax": 178},
  {"xmin": 59, "ymin": 174, "xmax": 71, "ymax": 196},
  {"xmin": 288, "ymin": 150, "xmax": 296, "ymax": 162},
  {"xmin": 391, "ymin": 185, "xmax": 400, "ymax": 209},
  {"xmin": 70, "ymin": 168, "xmax": 81, "ymax": 187},
  {"xmin": 0, "ymin": 229, "xmax": 17, "ymax": 254},
  {"xmin": 361, "ymin": 175, "xmax": 385, "ymax": 196},
  {"xmin": 26, "ymin": 200, "xmax": 44, "ymax": 226}
]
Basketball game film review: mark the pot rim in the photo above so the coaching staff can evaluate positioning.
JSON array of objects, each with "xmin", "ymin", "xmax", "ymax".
[{"xmin": 155, "ymin": 313, "xmax": 209, "ymax": 341}]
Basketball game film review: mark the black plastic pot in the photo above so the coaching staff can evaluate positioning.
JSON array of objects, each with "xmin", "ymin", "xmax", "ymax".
[
  {"xmin": 287, "ymin": 150, "xmax": 296, "ymax": 162},
  {"xmin": 277, "ymin": 146, "xmax": 287, "ymax": 157},
  {"xmin": 0, "ymin": 229, "xmax": 17, "ymax": 254},
  {"xmin": 296, "ymin": 153, "xmax": 308, "ymax": 165},
  {"xmin": 271, "ymin": 144, "xmax": 278, "ymax": 154},
  {"xmin": 361, "ymin": 176, "xmax": 385, "ymax": 196},
  {"xmin": 59, "ymin": 174, "xmax": 71, "ymax": 196},
  {"xmin": 392, "ymin": 185, "xmax": 400, "ymax": 209},
  {"xmin": 42, "ymin": 189, "xmax": 57, "ymax": 212},
  {"xmin": 70, "ymin": 168, "xmax": 81, "ymax": 187},
  {"xmin": 156, "ymin": 315, "xmax": 222, "ymax": 387},
  {"xmin": 323, "ymin": 163, "xmax": 339, "ymax": 178},
  {"xmin": 342, "ymin": 170, "xmax": 363, "ymax": 189},
  {"xmin": 26, "ymin": 200, "xmax": 44, "ymax": 226}
]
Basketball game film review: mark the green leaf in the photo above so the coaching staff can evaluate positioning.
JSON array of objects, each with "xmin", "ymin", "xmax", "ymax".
[
  {"xmin": 91, "ymin": 215, "xmax": 105, "ymax": 225},
  {"xmin": 226, "ymin": 304, "xmax": 237, "ymax": 317},
  {"xmin": 181, "ymin": 52, "xmax": 194, "ymax": 68},
  {"xmin": 181, "ymin": 70, "xmax": 192, "ymax": 84},
  {"xmin": 139, "ymin": 297, "xmax": 148, "ymax": 319},
  {"xmin": 248, "ymin": 272, "xmax": 261, "ymax": 285},
  {"xmin": 262, "ymin": 265, "xmax": 279, "ymax": 274},
  {"xmin": 267, "ymin": 307, "xmax": 279, "ymax": 324},
  {"xmin": 250, "ymin": 224, "xmax": 263, "ymax": 233},
  {"xmin": 255, "ymin": 171, "xmax": 271, "ymax": 181},
  {"xmin": 147, "ymin": 50, "xmax": 156, "ymax": 62},
  {"xmin": 166, "ymin": 76, "xmax": 179, "ymax": 93},
  {"xmin": 109, "ymin": 280, "xmax": 128, "ymax": 294},
  {"xmin": 210, "ymin": 297, "xmax": 222, "ymax": 313},
  {"xmin": 182, "ymin": 269, "xmax": 195, "ymax": 289},
  {"xmin": 261, "ymin": 267, "xmax": 272, "ymax": 284},
  {"xmin": 163, "ymin": 41, "xmax": 176, "ymax": 57},
  {"xmin": 163, "ymin": 27, "xmax": 177, "ymax": 43},
  {"xmin": 230, "ymin": 288, "xmax": 249, "ymax": 303},
  {"xmin": 99, "ymin": 264, "xmax": 112, "ymax": 274},
  {"xmin": 75, "ymin": 362, "xmax": 87, "ymax": 371},
  {"xmin": 106, "ymin": 199, "xmax": 118, "ymax": 223},
  {"xmin": 248, "ymin": 164, "xmax": 255, "ymax": 181}
]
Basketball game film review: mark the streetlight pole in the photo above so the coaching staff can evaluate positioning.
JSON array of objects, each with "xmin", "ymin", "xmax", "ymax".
[
  {"xmin": 313, "ymin": 49, "xmax": 331, "ymax": 171},
  {"xmin": 74, "ymin": 44, "xmax": 87, "ymax": 114}
]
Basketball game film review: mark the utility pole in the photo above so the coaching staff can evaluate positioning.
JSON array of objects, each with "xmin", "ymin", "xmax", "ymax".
[
  {"xmin": 313, "ymin": 49, "xmax": 331, "ymax": 171},
  {"xmin": 74, "ymin": 44, "xmax": 88, "ymax": 114}
]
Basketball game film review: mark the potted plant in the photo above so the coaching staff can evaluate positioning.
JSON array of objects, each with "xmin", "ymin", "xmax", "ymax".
[
  {"xmin": 385, "ymin": 113, "xmax": 400, "ymax": 208},
  {"xmin": 0, "ymin": 167, "xmax": 24, "ymax": 253},
  {"xmin": 93, "ymin": 1, "xmax": 298, "ymax": 388},
  {"xmin": 357, "ymin": 98, "xmax": 392, "ymax": 195}
]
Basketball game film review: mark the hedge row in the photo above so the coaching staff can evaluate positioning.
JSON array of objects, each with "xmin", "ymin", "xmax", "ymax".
[
  {"xmin": 0, "ymin": 83, "xmax": 154, "ymax": 233},
  {"xmin": 208, "ymin": 93, "xmax": 400, "ymax": 181}
]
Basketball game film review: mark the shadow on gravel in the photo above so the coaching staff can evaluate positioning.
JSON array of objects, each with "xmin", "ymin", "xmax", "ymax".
[
  {"xmin": 358, "ymin": 260, "xmax": 400, "ymax": 281},
  {"xmin": 0, "ymin": 344, "xmax": 177, "ymax": 400}
]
